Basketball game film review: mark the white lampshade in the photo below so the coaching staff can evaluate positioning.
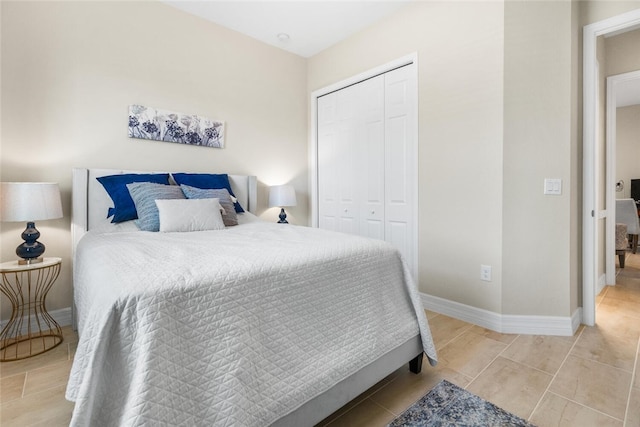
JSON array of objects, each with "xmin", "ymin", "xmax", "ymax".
[
  {"xmin": 0, "ymin": 182, "xmax": 63, "ymax": 222},
  {"xmin": 269, "ymin": 185, "xmax": 297, "ymax": 208}
]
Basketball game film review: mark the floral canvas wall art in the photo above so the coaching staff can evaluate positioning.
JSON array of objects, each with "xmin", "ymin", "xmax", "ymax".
[{"xmin": 128, "ymin": 105, "xmax": 224, "ymax": 148}]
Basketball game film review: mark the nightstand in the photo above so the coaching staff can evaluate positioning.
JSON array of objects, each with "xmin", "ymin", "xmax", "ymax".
[{"xmin": 0, "ymin": 257, "xmax": 64, "ymax": 362}]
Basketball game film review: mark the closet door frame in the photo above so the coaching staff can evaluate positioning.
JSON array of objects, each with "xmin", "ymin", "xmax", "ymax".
[{"xmin": 310, "ymin": 53, "xmax": 419, "ymax": 280}]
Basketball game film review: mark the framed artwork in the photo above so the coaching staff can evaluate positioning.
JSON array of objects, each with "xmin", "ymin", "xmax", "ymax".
[{"xmin": 128, "ymin": 105, "xmax": 224, "ymax": 148}]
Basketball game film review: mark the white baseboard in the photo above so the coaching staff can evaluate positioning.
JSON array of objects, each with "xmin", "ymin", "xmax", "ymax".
[
  {"xmin": 0, "ymin": 307, "xmax": 72, "ymax": 337},
  {"xmin": 421, "ymin": 293, "xmax": 580, "ymax": 336},
  {"xmin": 571, "ymin": 307, "xmax": 583, "ymax": 333},
  {"xmin": 597, "ymin": 274, "xmax": 607, "ymax": 295}
]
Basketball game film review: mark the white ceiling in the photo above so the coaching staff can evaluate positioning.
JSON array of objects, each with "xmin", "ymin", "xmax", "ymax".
[
  {"xmin": 162, "ymin": 1, "xmax": 410, "ymax": 58},
  {"xmin": 162, "ymin": 1, "xmax": 640, "ymax": 106}
]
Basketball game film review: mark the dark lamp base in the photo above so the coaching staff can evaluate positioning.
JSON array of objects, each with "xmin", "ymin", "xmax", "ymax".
[
  {"xmin": 16, "ymin": 221, "xmax": 46, "ymax": 263},
  {"xmin": 277, "ymin": 208, "xmax": 289, "ymax": 224}
]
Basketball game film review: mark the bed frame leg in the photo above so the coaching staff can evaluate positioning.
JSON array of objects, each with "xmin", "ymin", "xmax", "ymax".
[{"xmin": 409, "ymin": 353, "xmax": 423, "ymax": 374}]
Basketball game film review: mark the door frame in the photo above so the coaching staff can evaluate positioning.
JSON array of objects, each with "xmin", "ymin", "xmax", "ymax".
[
  {"xmin": 605, "ymin": 70, "xmax": 640, "ymax": 286},
  {"xmin": 583, "ymin": 10, "xmax": 640, "ymax": 326},
  {"xmin": 310, "ymin": 53, "xmax": 419, "ymax": 279}
]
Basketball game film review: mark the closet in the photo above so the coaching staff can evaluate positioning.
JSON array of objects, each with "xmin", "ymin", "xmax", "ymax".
[{"xmin": 315, "ymin": 63, "xmax": 417, "ymax": 278}]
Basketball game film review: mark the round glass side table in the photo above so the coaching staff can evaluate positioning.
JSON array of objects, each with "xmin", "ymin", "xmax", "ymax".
[{"xmin": 0, "ymin": 257, "xmax": 64, "ymax": 362}]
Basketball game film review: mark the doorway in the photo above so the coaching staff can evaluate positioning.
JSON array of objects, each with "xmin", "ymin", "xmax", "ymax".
[
  {"xmin": 605, "ymin": 70, "xmax": 640, "ymax": 286},
  {"xmin": 583, "ymin": 9, "xmax": 640, "ymax": 326}
]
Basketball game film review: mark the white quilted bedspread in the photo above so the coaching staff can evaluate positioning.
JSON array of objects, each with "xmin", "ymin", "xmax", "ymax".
[{"xmin": 66, "ymin": 222, "xmax": 436, "ymax": 426}]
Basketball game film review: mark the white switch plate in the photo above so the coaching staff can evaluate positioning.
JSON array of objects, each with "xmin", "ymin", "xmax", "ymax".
[{"xmin": 544, "ymin": 178, "xmax": 562, "ymax": 195}]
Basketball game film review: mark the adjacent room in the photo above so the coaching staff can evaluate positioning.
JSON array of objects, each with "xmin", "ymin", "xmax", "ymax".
[{"xmin": 1, "ymin": 1, "xmax": 639, "ymax": 426}]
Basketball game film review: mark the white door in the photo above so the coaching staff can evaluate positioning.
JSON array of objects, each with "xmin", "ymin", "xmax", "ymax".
[
  {"xmin": 358, "ymin": 75, "xmax": 386, "ymax": 240},
  {"xmin": 316, "ymin": 61, "xmax": 417, "ymax": 277},
  {"xmin": 384, "ymin": 65, "xmax": 417, "ymax": 270},
  {"xmin": 317, "ymin": 92, "xmax": 339, "ymax": 231},
  {"xmin": 317, "ymin": 85, "xmax": 359, "ymax": 234},
  {"xmin": 335, "ymin": 85, "xmax": 359, "ymax": 235}
]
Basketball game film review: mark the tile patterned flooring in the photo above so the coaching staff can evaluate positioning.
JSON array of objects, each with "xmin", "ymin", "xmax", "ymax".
[{"xmin": 1, "ymin": 252, "xmax": 639, "ymax": 426}]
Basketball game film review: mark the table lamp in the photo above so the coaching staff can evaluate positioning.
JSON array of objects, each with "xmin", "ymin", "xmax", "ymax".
[
  {"xmin": 269, "ymin": 184, "xmax": 297, "ymax": 224},
  {"xmin": 0, "ymin": 182, "xmax": 63, "ymax": 264}
]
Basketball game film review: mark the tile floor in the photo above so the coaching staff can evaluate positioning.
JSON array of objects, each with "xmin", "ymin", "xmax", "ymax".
[{"xmin": 1, "ymin": 252, "xmax": 639, "ymax": 426}]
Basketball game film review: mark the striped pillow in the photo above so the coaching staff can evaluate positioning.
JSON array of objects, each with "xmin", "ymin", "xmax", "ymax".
[{"xmin": 127, "ymin": 183, "xmax": 185, "ymax": 232}]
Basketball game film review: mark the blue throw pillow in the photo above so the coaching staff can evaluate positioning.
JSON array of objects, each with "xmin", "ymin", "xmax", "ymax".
[
  {"xmin": 172, "ymin": 173, "xmax": 244, "ymax": 213},
  {"xmin": 97, "ymin": 173, "xmax": 170, "ymax": 223},
  {"xmin": 126, "ymin": 182, "xmax": 185, "ymax": 232}
]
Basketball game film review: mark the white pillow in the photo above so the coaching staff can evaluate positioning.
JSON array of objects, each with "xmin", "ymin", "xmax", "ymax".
[{"xmin": 155, "ymin": 198, "xmax": 225, "ymax": 232}]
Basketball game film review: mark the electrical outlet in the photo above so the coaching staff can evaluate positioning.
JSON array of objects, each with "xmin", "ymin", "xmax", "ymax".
[{"xmin": 480, "ymin": 265, "xmax": 492, "ymax": 282}]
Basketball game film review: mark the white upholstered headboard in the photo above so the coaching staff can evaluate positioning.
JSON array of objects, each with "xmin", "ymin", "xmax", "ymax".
[{"xmin": 71, "ymin": 168, "xmax": 258, "ymax": 252}]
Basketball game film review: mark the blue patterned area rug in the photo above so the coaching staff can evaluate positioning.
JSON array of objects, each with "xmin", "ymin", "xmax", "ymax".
[{"xmin": 388, "ymin": 380, "xmax": 535, "ymax": 427}]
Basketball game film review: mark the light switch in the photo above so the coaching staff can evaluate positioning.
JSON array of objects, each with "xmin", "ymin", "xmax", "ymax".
[{"xmin": 544, "ymin": 178, "xmax": 562, "ymax": 195}]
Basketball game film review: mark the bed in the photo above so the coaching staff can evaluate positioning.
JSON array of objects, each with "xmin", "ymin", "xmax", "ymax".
[{"xmin": 66, "ymin": 168, "xmax": 437, "ymax": 426}]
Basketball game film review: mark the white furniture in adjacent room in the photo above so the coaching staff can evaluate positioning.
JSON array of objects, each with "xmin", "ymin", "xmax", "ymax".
[
  {"xmin": 315, "ymin": 61, "xmax": 417, "ymax": 277},
  {"xmin": 616, "ymin": 198, "xmax": 640, "ymax": 254}
]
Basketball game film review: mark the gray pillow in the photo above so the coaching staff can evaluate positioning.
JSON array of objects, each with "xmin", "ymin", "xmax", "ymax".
[
  {"xmin": 180, "ymin": 185, "xmax": 238, "ymax": 226},
  {"xmin": 127, "ymin": 183, "xmax": 185, "ymax": 231}
]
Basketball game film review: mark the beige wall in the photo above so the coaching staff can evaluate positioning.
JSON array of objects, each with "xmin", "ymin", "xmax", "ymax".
[
  {"xmin": 0, "ymin": 1, "xmax": 308, "ymax": 317},
  {"xmin": 503, "ymin": 1, "xmax": 574, "ymax": 316},
  {"xmin": 310, "ymin": 0, "xmax": 639, "ymax": 320},
  {"xmin": 592, "ymin": 26, "xmax": 640, "ymax": 284},
  {"xmin": 2, "ymin": 0, "xmax": 640, "ymax": 324},
  {"xmin": 606, "ymin": 29, "xmax": 640, "ymax": 200},
  {"xmin": 583, "ymin": 1, "xmax": 640, "ymax": 291},
  {"xmin": 581, "ymin": 1, "xmax": 640, "ymax": 30},
  {"xmin": 605, "ymin": 28, "xmax": 640, "ymax": 76},
  {"xmin": 616, "ymin": 105, "xmax": 640, "ymax": 198},
  {"xmin": 310, "ymin": 1, "xmax": 505, "ymax": 313},
  {"xmin": 309, "ymin": 0, "xmax": 578, "ymax": 317}
]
